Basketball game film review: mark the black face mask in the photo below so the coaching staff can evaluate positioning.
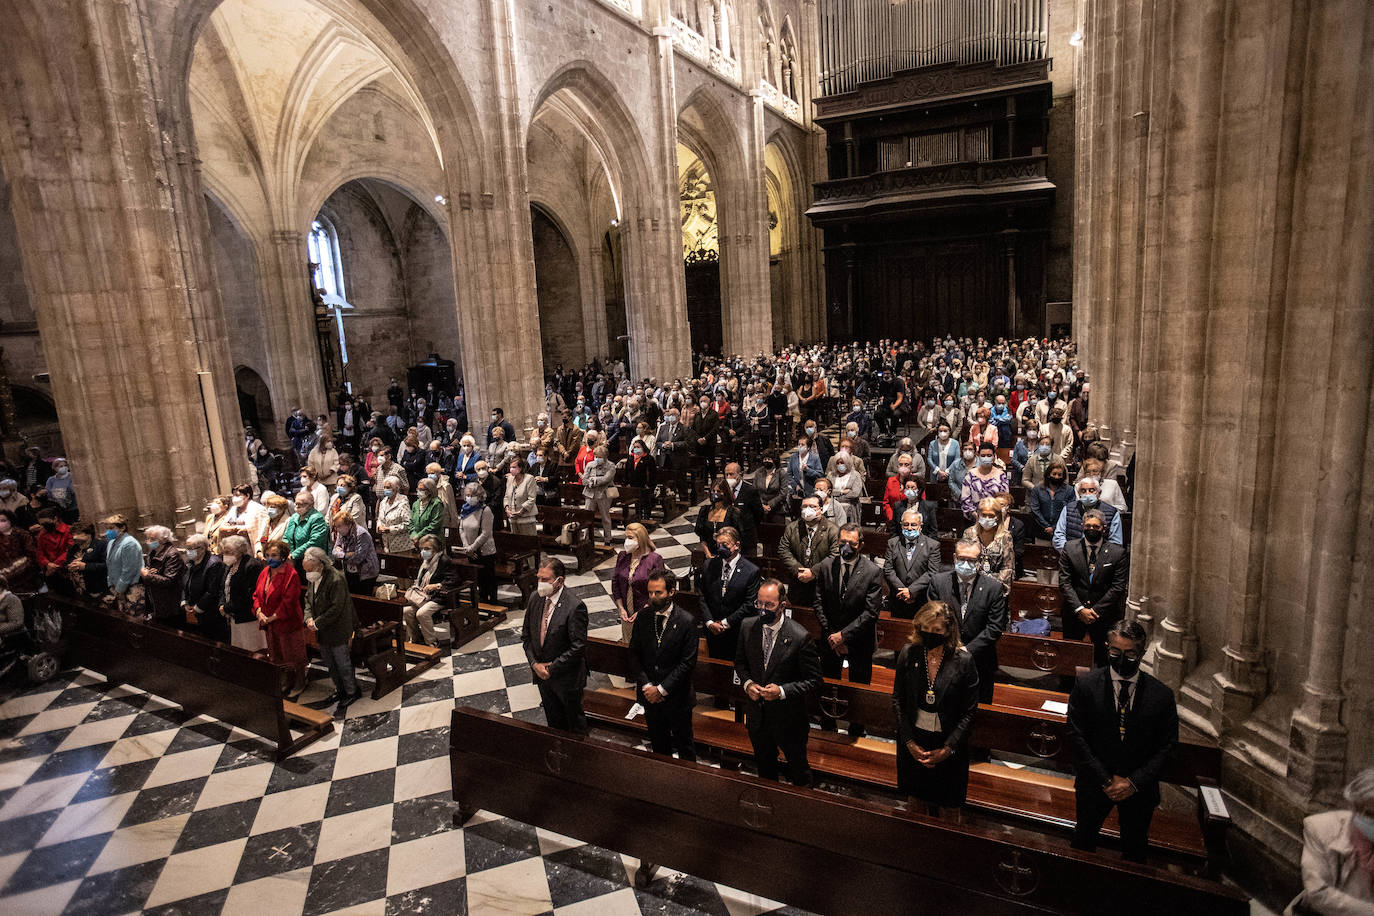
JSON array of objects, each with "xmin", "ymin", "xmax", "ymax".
[
  {"xmin": 648, "ymin": 596, "xmax": 671, "ymax": 612},
  {"xmin": 1083, "ymin": 529, "xmax": 1104, "ymax": 544},
  {"xmin": 1108, "ymin": 653, "xmax": 1141, "ymax": 678},
  {"xmin": 756, "ymin": 607, "xmax": 777, "ymax": 624},
  {"xmin": 839, "ymin": 543, "xmax": 858, "ymax": 560},
  {"xmin": 918, "ymin": 630, "xmax": 943, "ymax": 649},
  {"xmin": 715, "ymin": 543, "xmax": 734, "ymax": 559}
]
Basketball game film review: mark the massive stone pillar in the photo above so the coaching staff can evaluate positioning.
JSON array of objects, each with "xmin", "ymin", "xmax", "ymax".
[
  {"xmin": 0, "ymin": 0, "xmax": 246, "ymax": 527},
  {"xmin": 1075, "ymin": 0, "xmax": 1374, "ymax": 865},
  {"xmin": 719, "ymin": 93, "xmax": 775, "ymax": 357},
  {"xmin": 260, "ymin": 229, "xmax": 330, "ymax": 418}
]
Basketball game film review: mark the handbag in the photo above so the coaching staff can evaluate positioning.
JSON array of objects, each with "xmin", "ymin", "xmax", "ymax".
[
  {"xmin": 373, "ymin": 582, "xmax": 398, "ymax": 600},
  {"xmin": 404, "ymin": 585, "xmax": 428, "ymax": 606},
  {"xmin": 605, "ymin": 485, "xmax": 620, "ymax": 500}
]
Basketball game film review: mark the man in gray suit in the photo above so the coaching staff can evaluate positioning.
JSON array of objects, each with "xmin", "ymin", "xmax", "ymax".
[
  {"xmin": 521, "ymin": 557, "xmax": 589, "ymax": 734},
  {"xmin": 883, "ymin": 508, "xmax": 942, "ymax": 618}
]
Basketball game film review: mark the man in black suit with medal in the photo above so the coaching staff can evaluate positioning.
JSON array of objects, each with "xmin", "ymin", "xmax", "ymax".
[
  {"xmin": 1067, "ymin": 620, "xmax": 1178, "ymax": 864},
  {"xmin": 627, "ymin": 570, "xmax": 698, "ymax": 760},
  {"xmin": 1059, "ymin": 509, "xmax": 1130, "ymax": 668},
  {"xmin": 735, "ymin": 579, "xmax": 823, "ymax": 786},
  {"xmin": 928, "ymin": 538, "xmax": 1007, "ymax": 703},
  {"xmin": 521, "ymin": 557, "xmax": 589, "ymax": 734}
]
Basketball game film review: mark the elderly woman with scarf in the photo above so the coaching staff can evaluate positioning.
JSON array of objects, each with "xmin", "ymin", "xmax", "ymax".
[{"xmin": 455, "ymin": 481, "xmax": 497, "ymax": 603}]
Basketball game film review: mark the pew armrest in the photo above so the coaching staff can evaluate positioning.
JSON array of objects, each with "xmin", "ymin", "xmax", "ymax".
[{"xmin": 1196, "ymin": 782, "xmax": 1232, "ymax": 878}]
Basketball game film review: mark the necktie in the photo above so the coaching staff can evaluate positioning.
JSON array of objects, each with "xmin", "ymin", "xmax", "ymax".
[
  {"xmin": 1117, "ymin": 681, "xmax": 1131, "ymax": 738},
  {"xmin": 1088, "ymin": 545, "xmax": 1098, "ymax": 573},
  {"xmin": 762, "ymin": 624, "xmax": 776, "ymax": 668},
  {"xmin": 721, "ymin": 561, "xmax": 731, "ymax": 596},
  {"xmin": 539, "ymin": 596, "xmax": 553, "ymax": 644},
  {"xmin": 841, "ymin": 561, "xmax": 851, "ymax": 595},
  {"xmin": 655, "ymin": 613, "xmax": 666, "ymax": 642}
]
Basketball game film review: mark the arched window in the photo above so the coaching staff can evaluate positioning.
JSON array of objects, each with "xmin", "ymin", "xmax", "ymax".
[{"xmin": 307, "ymin": 216, "xmax": 347, "ymax": 307}]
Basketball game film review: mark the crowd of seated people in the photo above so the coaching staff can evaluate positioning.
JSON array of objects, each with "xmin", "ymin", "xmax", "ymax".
[{"xmin": 39, "ymin": 335, "xmax": 1180, "ymax": 866}]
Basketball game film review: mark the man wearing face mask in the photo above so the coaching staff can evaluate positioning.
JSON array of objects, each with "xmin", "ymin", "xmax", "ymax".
[
  {"xmin": 1053, "ymin": 477, "xmax": 1122, "ymax": 550},
  {"xmin": 302, "ymin": 547, "xmax": 361, "ymax": 716},
  {"xmin": 778, "ymin": 496, "xmax": 840, "ymax": 607},
  {"xmin": 696, "ymin": 527, "xmax": 761, "ymax": 668},
  {"xmin": 486, "ymin": 407, "xmax": 516, "ymax": 446},
  {"xmin": 721, "ymin": 462, "xmax": 763, "ymax": 555},
  {"xmin": 1059, "ymin": 510, "xmax": 1130, "ymax": 668},
  {"xmin": 1021, "ymin": 433, "xmax": 1056, "ymax": 488},
  {"xmin": 928, "ymin": 539, "xmax": 1006, "ymax": 703},
  {"xmin": 802, "ymin": 419, "xmax": 834, "ymax": 469},
  {"xmin": 689, "ymin": 396, "xmax": 719, "ymax": 478},
  {"xmin": 654, "ymin": 408, "xmax": 686, "ymax": 471},
  {"xmin": 885, "ymin": 509, "xmax": 941, "ymax": 618},
  {"xmin": 627, "ymin": 570, "xmax": 698, "ymax": 761},
  {"xmin": 814, "ymin": 524, "xmax": 883, "ymax": 734},
  {"xmin": 734, "ymin": 579, "xmax": 822, "ymax": 786},
  {"xmin": 785, "ymin": 436, "xmax": 824, "ymax": 500},
  {"xmin": 521, "ymin": 558, "xmax": 589, "ymax": 734},
  {"xmin": 1067, "ymin": 620, "xmax": 1178, "ymax": 864}
]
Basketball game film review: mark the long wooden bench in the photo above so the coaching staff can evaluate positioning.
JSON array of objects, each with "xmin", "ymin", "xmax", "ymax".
[
  {"xmin": 433, "ymin": 529, "xmax": 539, "ymax": 606},
  {"xmin": 579, "ymin": 637, "xmax": 1229, "ymax": 869},
  {"xmin": 53, "ymin": 596, "xmax": 333, "ymax": 759},
  {"xmin": 449, "ymin": 708, "xmax": 1249, "ymax": 915}
]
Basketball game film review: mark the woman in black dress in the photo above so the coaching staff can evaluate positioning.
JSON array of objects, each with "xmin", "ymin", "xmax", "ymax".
[
  {"xmin": 693, "ymin": 483, "xmax": 743, "ymax": 547},
  {"xmin": 892, "ymin": 600, "xmax": 980, "ymax": 817}
]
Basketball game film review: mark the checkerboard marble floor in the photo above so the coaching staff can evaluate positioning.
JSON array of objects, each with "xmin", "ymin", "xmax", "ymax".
[{"xmin": 0, "ymin": 513, "xmax": 814, "ymax": 916}]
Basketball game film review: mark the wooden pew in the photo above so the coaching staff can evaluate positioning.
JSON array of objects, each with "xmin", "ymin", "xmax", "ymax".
[
  {"xmin": 535, "ymin": 505, "xmax": 604, "ymax": 572},
  {"xmin": 437, "ymin": 528, "xmax": 538, "ymax": 606},
  {"xmin": 54, "ymin": 596, "xmax": 332, "ymax": 759},
  {"xmin": 579, "ymin": 638, "xmax": 1228, "ymax": 868},
  {"xmin": 449, "ymin": 709, "xmax": 1249, "ymax": 916},
  {"xmin": 373, "ymin": 552, "xmax": 506, "ymax": 648},
  {"xmin": 347, "ymin": 594, "xmax": 445, "ymax": 695}
]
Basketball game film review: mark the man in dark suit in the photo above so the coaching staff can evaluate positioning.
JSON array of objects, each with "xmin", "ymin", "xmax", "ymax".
[
  {"xmin": 696, "ymin": 526, "xmax": 760, "ymax": 663},
  {"xmin": 1067, "ymin": 619, "xmax": 1178, "ymax": 864},
  {"xmin": 1059, "ymin": 509, "xmax": 1130, "ymax": 667},
  {"xmin": 813, "ymin": 524, "xmax": 883, "ymax": 735},
  {"xmin": 655, "ymin": 408, "xmax": 687, "ymax": 471},
  {"xmin": 928, "ymin": 538, "xmax": 1007, "ymax": 702},
  {"xmin": 722, "ymin": 461, "xmax": 763, "ymax": 555},
  {"xmin": 521, "ymin": 557, "xmax": 589, "ymax": 734},
  {"xmin": 689, "ymin": 401, "xmax": 719, "ymax": 477},
  {"xmin": 735, "ymin": 579, "xmax": 823, "ymax": 786},
  {"xmin": 884, "ymin": 508, "xmax": 942, "ymax": 619},
  {"xmin": 777, "ymin": 496, "xmax": 839, "ymax": 606},
  {"xmin": 627, "ymin": 570, "xmax": 698, "ymax": 760}
]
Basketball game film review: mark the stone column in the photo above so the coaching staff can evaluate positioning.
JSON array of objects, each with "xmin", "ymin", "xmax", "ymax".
[
  {"xmin": 261, "ymin": 229, "xmax": 330, "ymax": 418},
  {"xmin": 629, "ymin": 26, "xmax": 693, "ymax": 382},
  {"xmin": 0, "ymin": 0, "xmax": 243, "ymax": 526},
  {"xmin": 720, "ymin": 92, "xmax": 775, "ymax": 357}
]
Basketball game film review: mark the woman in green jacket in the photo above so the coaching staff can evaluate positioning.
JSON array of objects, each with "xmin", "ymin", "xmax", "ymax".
[{"xmin": 408, "ymin": 478, "xmax": 445, "ymax": 551}]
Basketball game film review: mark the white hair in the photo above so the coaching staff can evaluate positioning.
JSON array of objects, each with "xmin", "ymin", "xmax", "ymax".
[
  {"xmin": 1345, "ymin": 767, "xmax": 1374, "ymax": 806},
  {"xmin": 1077, "ymin": 476, "xmax": 1101, "ymax": 492},
  {"xmin": 302, "ymin": 546, "xmax": 330, "ymax": 568},
  {"xmin": 185, "ymin": 533, "xmax": 209, "ymax": 549},
  {"xmin": 144, "ymin": 525, "xmax": 174, "ymax": 542}
]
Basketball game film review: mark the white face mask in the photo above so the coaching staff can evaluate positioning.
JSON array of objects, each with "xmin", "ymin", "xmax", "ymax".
[
  {"xmin": 962, "ymin": 451, "xmax": 975, "ymax": 462},
  {"xmin": 232, "ymin": 496, "xmax": 246, "ymax": 507},
  {"xmin": 306, "ymin": 570, "xmax": 322, "ymax": 583},
  {"xmin": 801, "ymin": 506, "xmax": 818, "ymax": 522},
  {"xmin": 938, "ymin": 431, "xmax": 950, "ymax": 441},
  {"xmin": 623, "ymin": 537, "xmax": 638, "ymax": 553},
  {"xmin": 536, "ymin": 580, "xmax": 556, "ymax": 598}
]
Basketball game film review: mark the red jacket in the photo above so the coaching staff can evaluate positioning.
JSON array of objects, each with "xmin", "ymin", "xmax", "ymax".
[
  {"xmin": 252, "ymin": 563, "xmax": 303, "ymax": 633},
  {"xmin": 36, "ymin": 523, "xmax": 73, "ymax": 570},
  {"xmin": 882, "ymin": 474, "xmax": 921, "ymax": 522}
]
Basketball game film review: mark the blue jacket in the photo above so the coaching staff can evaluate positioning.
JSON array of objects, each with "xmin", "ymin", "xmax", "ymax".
[{"xmin": 106, "ymin": 533, "xmax": 144, "ymax": 594}]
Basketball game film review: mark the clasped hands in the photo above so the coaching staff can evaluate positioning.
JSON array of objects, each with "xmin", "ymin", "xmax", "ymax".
[
  {"xmin": 906, "ymin": 740, "xmax": 952, "ymax": 768},
  {"xmin": 746, "ymin": 682, "xmax": 783, "ymax": 702}
]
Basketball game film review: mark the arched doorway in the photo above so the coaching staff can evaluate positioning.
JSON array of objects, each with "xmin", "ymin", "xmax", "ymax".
[{"xmin": 234, "ymin": 365, "xmax": 273, "ymax": 440}]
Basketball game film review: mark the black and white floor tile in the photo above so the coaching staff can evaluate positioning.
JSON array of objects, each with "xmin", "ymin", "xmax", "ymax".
[{"xmin": 0, "ymin": 511, "xmax": 814, "ymax": 915}]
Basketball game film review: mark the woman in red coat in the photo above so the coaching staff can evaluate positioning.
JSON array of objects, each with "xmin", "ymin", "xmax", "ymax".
[{"xmin": 253, "ymin": 539, "xmax": 306, "ymax": 694}]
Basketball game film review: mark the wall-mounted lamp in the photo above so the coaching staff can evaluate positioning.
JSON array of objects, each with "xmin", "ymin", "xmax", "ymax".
[
  {"xmin": 1068, "ymin": 30, "xmax": 1084, "ymax": 47},
  {"xmin": 434, "ymin": 194, "xmax": 448, "ymax": 206}
]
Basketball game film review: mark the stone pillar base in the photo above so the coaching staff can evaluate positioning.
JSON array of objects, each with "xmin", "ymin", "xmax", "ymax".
[
  {"xmin": 1152, "ymin": 614, "xmax": 1198, "ymax": 690},
  {"xmin": 1288, "ymin": 685, "xmax": 1349, "ymax": 806},
  {"xmin": 1209, "ymin": 645, "xmax": 1267, "ymax": 734}
]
